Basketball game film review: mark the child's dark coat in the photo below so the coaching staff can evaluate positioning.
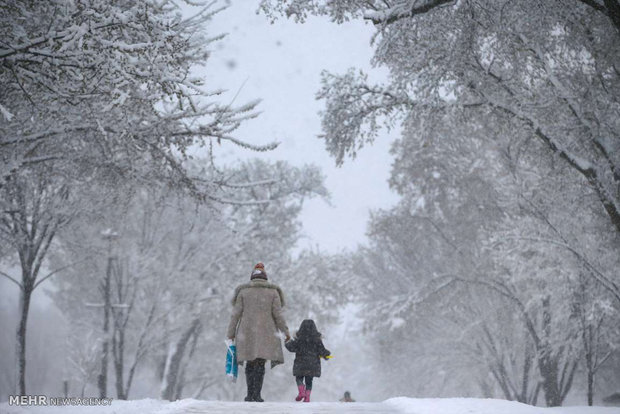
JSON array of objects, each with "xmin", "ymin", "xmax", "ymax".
[{"xmin": 285, "ymin": 335, "xmax": 330, "ymax": 377}]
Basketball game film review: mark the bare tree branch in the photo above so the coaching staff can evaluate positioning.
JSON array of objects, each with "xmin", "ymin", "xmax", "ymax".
[{"xmin": 0, "ymin": 269, "xmax": 23, "ymax": 289}]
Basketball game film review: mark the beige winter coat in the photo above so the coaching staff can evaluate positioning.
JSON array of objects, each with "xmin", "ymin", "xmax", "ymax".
[{"xmin": 226, "ymin": 279, "xmax": 290, "ymax": 367}]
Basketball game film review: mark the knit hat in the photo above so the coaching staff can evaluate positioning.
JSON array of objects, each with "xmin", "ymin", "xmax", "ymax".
[{"xmin": 250, "ymin": 262, "xmax": 267, "ymax": 280}]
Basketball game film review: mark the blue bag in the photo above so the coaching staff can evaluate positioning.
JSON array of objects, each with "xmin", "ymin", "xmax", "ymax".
[{"xmin": 225, "ymin": 339, "xmax": 238, "ymax": 382}]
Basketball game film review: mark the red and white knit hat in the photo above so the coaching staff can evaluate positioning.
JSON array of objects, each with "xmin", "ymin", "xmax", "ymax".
[{"xmin": 251, "ymin": 262, "xmax": 267, "ymax": 280}]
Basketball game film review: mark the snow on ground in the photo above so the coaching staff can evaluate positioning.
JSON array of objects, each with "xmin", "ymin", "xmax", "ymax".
[
  {"xmin": 1, "ymin": 398, "xmax": 618, "ymax": 414},
  {"xmin": 385, "ymin": 398, "xmax": 620, "ymax": 414}
]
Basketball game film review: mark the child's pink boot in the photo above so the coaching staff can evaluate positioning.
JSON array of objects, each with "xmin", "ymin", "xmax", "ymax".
[
  {"xmin": 295, "ymin": 385, "xmax": 305, "ymax": 401},
  {"xmin": 303, "ymin": 389, "xmax": 311, "ymax": 402}
]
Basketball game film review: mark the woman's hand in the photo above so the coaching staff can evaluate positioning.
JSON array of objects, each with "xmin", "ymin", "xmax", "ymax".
[{"xmin": 285, "ymin": 334, "xmax": 291, "ymax": 342}]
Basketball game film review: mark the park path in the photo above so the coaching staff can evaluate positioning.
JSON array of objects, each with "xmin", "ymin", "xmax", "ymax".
[
  {"xmin": 170, "ymin": 401, "xmax": 399, "ymax": 414},
  {"xmin": 3, "ymin": 398, "xmax": 619, "ymax": 414}
]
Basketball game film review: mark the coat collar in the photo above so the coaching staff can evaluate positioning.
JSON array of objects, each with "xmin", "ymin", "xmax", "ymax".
[{"xmin": 231, "ymin": 280, "xmax": 285, "ymax": 306}]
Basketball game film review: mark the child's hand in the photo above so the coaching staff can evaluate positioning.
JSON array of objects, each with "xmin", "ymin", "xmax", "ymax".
[{"xmin": 323, "ymin": 355, "xmax": 333, "ymax": 360}]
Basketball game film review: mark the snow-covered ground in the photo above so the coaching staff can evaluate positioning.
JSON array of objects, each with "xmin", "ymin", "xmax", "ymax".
[
  {"xmin": 386, "ymin": 398, "xmax": 619, "ymax": 413},
  {"xmin": 1, "ymin": 398, "xmax": 618, "ymax": 414}
]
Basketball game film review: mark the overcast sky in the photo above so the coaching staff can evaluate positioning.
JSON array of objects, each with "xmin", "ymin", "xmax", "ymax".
[{"xmin": 198, "ymin": 2, "xmax": 400, "ymax": 253}]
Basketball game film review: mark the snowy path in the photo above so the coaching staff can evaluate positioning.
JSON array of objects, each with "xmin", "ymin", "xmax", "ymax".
[
  {"xmin": 0, "ymin": 399, "xmax": 400, "ymax": 414},
  {"xmin": 177, "ymin": 401, "xmax": 396, "ymax": 414},
  {"xmin": 2, "ymin": 398, "xmax": 619, "ymax": 414},
  {"xmin": 179, "ymin": 402, "xmax": 400, "ymax": 414}
]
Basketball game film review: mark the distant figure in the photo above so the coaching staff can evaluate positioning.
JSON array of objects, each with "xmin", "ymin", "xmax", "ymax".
[
  {"xmin": 340, "ymin": 391, "xmax": 355, "ymax": 402},
  {"xmin": 285, "ymin": 319, "xmax": 331, "ymax": 403},
  {"xmin": 227, "ymin": 263, "xmax": 291, "ymax": 402}
]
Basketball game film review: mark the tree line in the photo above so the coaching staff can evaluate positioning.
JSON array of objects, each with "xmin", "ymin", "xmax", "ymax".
[
  {"xmin": 0, "ymin": 0, "xmax": 333, "ymax": 399},
  {"xmin": 261, "ymin": 0, "xmax": 620, "ymax": 407}
]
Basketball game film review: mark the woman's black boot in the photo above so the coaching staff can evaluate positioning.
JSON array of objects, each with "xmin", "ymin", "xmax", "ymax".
[
  {"xmin": 253, "ymin": 362, "xmax": 265, "ymax": 402},
  {"xmin": 244, "ymin": 363, "xmax": 255, "ymax": 402}
]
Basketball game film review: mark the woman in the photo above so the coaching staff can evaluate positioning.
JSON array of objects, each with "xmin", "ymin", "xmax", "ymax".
[{"xmin": 227, "ymin": 262, "xmax": 290, "ymax": 402}]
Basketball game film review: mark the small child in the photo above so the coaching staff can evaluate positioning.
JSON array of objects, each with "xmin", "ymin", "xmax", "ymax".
[{"xmin": 285, "ymin": 319, "xmax": 331, "ymax": 403}]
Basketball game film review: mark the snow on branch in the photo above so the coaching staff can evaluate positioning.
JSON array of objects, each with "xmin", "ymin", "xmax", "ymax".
[
  {"xmin": 472, "ymin": 80, "xmax": 620, "ymax": 233},
  {"xmin": 0, "ymin": 0, "xmax": 283, "ymax": 205},
  {"xmin": 204, "ymin": 194, "xmax": 272, "ymax": 206},
  {"xmin": 213, "ymin": 178, "xmax": 278, "ymax": 188},
  {"xmin": 317, "ymin": 69, "xmax": 414, "ymax": 165},
  {"xmin": 364, "ymin": 0, "xmax": 457, "ymax": 25},
  {"xmin": 0, "ymin": 103, "xmax": 14, "ymax": 121},
  {"xmin": 507, "ymin": 236, "xmax": 620, "ymax": 305}
]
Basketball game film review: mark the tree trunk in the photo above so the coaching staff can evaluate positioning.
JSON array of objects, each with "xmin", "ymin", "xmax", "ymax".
[
  {"xmin": 518, "ymin": 344, "xmax": 538, "ymax": 404},
  {"xmin": 539, "ymin": 356, "xmax": 563, "ymax": 407},
  {"xmin": 584, "ymin": 327, "xmax": 595, "ymax": 406},
  {"xmin": 113, "ymin": 328, "xmax": 126, "ymax": 399},
  {"xmin": 160, "ymin": 318, "xmax": 200, "ymax": 401},
  {"xmin": 15, "ymin": 281, "xmax": 33, "ymax": 395},
  {"xmin": 98, "ymin": 256, "xmax": 112, "ymax": 399},
  {"xmin": 538, "ymin": 296, "xmax": 563, "ymax": 407},
  {"xmin": 579, "ymin": 306, "xmax": 605, "ymax": 407},
  {"xmin": 535, "ymin": 297, "xmax": 579, "ymax": 407},
  {"xmin": 175, "ymin": 322, "xmax": 201, "ymax": 401},
  {"xmin": 587, "ymin": 369, "xmax": 594, "ymax": 406},
  {"xmin": 174, "ymin": 374, "xmax": 185, "ymax": 401},
  {"xmin": 531, "ymin": 382, "xmax": 542, "ymax": 406},
  {"xmin": 123, "ymin": 302, "xmax": 157, "ymax": 399}
]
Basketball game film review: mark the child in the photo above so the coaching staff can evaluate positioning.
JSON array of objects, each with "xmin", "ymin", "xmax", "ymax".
[{"xmin": 285, "ymin": 319, "xmax": 331, "ymax": 402}]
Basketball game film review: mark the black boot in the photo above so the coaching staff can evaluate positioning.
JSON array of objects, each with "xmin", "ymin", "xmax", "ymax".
[
  {"xmin": 244, "ymin": 363, "xmax": 255, "ymax": 402},
  {"xmin": 253, "ymin": 360, "xmax": 265, "ymax": 402}
]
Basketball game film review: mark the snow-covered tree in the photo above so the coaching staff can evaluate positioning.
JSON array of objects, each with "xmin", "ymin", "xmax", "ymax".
[
  {"xmin": 0, "ymin": 163, "xmax": 90, "ymax": 397},
  {"xmin": 0, "ymin": 0, "xmax": 284, "ymax": 396},
  {"xmin": 572, "ymin": 273, "xmax": 619, "ymax": 405},
  {"xmin": 261, "ymin": 0, "xmax": 620, "ymax": 256},
  {"xmin": 344, "ymin": 104, "xmax": 618, "ymax": 405},
  {"xmin": 259, "ymin": 0, "xmax": 620, "ymax": 405}
]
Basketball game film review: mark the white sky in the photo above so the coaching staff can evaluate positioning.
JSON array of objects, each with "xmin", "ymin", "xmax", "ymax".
[{"xmin": 199, "ymin": 2, "xmax": 399, "ymax": 253}]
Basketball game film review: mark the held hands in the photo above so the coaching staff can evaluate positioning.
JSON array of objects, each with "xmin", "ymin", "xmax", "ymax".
[{"xmin": 285, "ymin": 334, "xmax": 291, "ymax": 342}]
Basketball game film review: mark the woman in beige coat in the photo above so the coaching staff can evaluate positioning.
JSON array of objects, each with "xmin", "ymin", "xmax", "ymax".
[{"xmin": 227, "ymin": 263, "xmax": 290, "ymax": 402}]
